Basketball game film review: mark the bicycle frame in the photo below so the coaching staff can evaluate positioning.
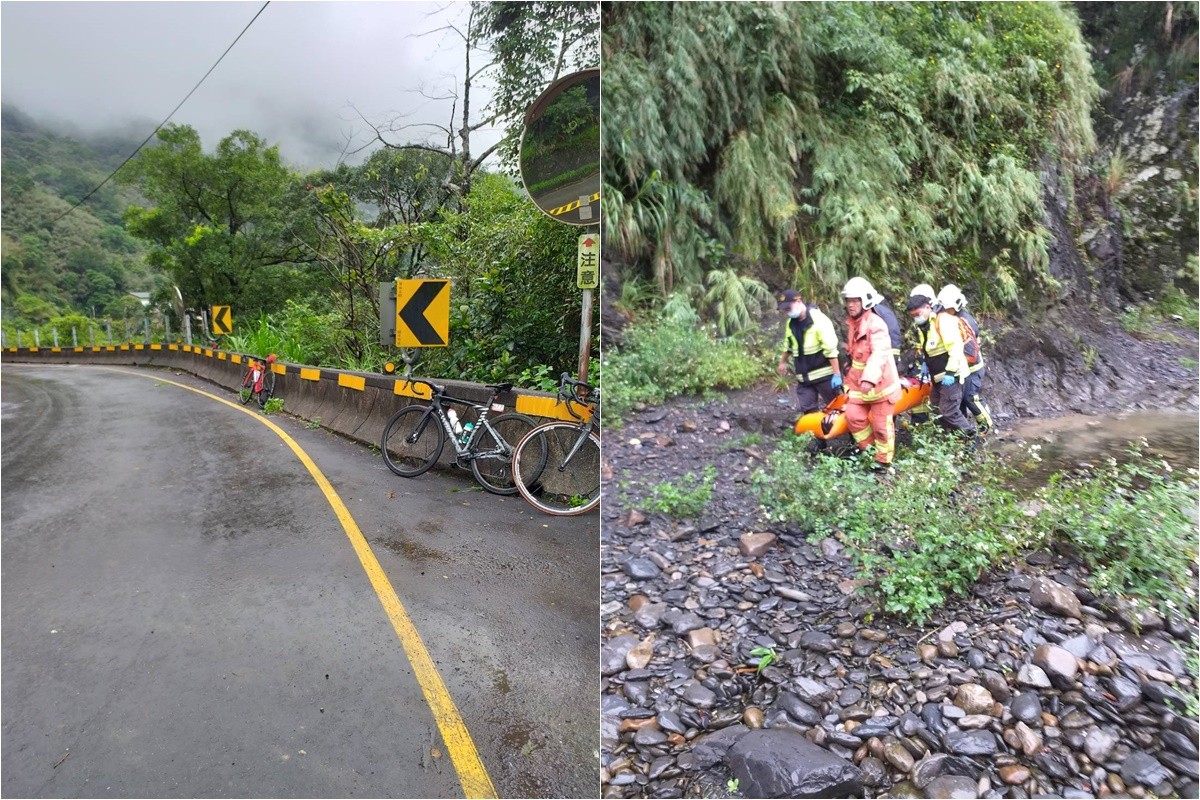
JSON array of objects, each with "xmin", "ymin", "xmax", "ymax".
[{"xmin": 400, "ymin": 384, "xmax": 508, "ymax": 462}]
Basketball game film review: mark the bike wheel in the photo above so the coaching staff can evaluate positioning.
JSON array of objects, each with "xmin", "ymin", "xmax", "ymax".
[
  {"xmin": 256, "ymin": 371, "xmax": 276, "ymax": 408},
  {"xmin": 239, "ymin": 372, "xmax": 254, "ymax": 404},
  {"xmin": 381, "ymin": 405, "xmax": 444, "ymax": 477},
  {"xmin": 513, "ymin": 423, "xmax": 600, "ymax": 515},
  {"xmin": 470, "ymin": 412, "xmax": 541, "ymax": 495}
]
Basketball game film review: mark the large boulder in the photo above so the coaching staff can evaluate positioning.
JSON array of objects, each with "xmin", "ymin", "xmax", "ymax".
[{"xmin": 725, "ymin": 729, "xmax": 864, "ymax": 799}]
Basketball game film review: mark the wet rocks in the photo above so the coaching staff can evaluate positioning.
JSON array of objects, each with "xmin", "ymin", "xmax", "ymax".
[
  {"xmin": 944, "ymin": 729, "xmax": 998, "ymax": 756},
  {"xmin": 1030, "ymin": 576, "xmax": 1082, "ymax": 618},
  {"xmin": 738, "ymin": 532, "xmax": 776, "ymax": 558},
  {"xmin": 725, "ymin": 730, "xmax": 863, "ymax": 799},
  {"xmin": 953, "ymin": 684, "xmax": 995, "ymax": 715},
  {"xmin": 600, "ymin": 388, "xmax": 1200, "ymax": 800},
  {"xmin": 1032, "ymin": 643, "xmax": 1079, "ymax": 686}
]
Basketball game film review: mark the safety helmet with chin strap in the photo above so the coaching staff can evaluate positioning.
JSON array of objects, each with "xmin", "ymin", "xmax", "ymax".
[
  {"xmin": 841, "ymin": 277, "xmax": 881, "ymax": 310},
  {"xmin": 937, "ymin": 284, "xmax": 967, "ymax": 313}
]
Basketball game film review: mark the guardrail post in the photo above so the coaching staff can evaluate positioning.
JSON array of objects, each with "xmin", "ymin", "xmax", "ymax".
[
  {"xmin": 123, "ymin": 320, "xmax": 130, "ymax": 343},
  {"xmin": 184, "ymin": 315, "xmax": 192, "ymax": 345},
  {"xmin": 72, "ymin": 327, "xmax": 78, "ymax": 347},
  {"xmin": 53, "ymin": 330, "xmax": 60, "ymax": 348},
  {"xmin": 143, "ymin": 319, "xmax": 151, "ymax": 345},
  {"xmin": 35, "ymin": 330, "xmax": 40, "ymax": 348},
  {"xmin": 105, "ymin": 322, "xmax": 112, "ymax": 344},
  {"xmin": 165, "ymin": 318, "xmax": 171, "ymax": 342}
]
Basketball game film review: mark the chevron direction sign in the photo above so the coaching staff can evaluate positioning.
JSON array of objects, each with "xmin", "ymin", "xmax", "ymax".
[
  {"xmin": 395, "ymin": 279, "xmax": 450, "ymax": 348},
  {"xmin": 211, "ymin": 305, "xmax": 233, "ymax": 335}
]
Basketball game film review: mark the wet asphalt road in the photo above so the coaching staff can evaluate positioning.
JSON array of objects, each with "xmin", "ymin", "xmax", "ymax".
[{"xmin": 1, "ymin": 365, "xmax": 599, "ymax": 798}]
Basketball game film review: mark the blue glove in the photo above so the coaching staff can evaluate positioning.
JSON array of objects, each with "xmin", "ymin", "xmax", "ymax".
[
  {"xmin": 830, "ymin": 374, "xmax": 843, "ymax": 390},
  {"xmin": 941, "ymin": 374, "xmax": 956, "ymax": 387},
  {"xmin": 919, "ymin": 363, "xmax": 930, "ymax": 382}
]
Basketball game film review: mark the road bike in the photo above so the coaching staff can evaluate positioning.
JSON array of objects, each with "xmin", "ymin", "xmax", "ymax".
[
  {"xmin": 240, "ymin": 354, "xmax": 277, "ymax": 408},
  {"xmin": 511, "ymin": 373, "xmax": 600, "ymax": 516},
  {"xmin": 380, "ymin": 379, "xmax": 546, "ymax": 495}
]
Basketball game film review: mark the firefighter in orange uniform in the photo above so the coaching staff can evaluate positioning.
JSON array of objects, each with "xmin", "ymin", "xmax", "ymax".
[{"xmin": 841, "ymin": 277, "xmax": 901, "ymax": 474}]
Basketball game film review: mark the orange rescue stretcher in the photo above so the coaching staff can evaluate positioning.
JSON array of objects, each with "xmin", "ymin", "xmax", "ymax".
[{"xmin": 794, "ymin": 377, "xmax": 932, "ymax": 439}]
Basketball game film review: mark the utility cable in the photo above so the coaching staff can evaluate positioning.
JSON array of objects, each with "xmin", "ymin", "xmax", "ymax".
[{"xmin": 52, "ymin": 1, "xmax": 270, "ymax": 226}]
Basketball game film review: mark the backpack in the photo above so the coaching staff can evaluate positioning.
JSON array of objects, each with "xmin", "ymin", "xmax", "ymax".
[{"xmin": 959, "ymin": 316, "xmax": 980, "ymax": 365}]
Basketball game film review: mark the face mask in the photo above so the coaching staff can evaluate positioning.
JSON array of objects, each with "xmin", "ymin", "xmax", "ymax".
[
  {"xmin": 787, "ymin": 307, "xmax": 804, "ymax": 319},
  {"xmin": 913, "ymin": 310, "xmax": 930, "ymax": 325}
]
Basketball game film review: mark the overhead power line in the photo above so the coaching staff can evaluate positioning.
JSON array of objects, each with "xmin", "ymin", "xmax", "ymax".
[{"xmin": 52, "ymin": 1, "xmax": 271, "ymax": 226}]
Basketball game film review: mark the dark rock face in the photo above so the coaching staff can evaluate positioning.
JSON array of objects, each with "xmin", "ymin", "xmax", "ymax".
[{"xmin": 725, "ymin": 730, "xmax": 864, "ymax": 799}]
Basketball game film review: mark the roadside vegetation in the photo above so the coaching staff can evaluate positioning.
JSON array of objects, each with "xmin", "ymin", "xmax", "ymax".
[{"xmin": 2, "ymin": 2, "xmax": 599, "ymax": 389}]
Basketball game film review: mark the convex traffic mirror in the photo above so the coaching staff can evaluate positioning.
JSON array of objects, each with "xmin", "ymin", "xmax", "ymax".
[{"xmin": 520, "ymin": 68, "xmax": 600, "ymax": 226}]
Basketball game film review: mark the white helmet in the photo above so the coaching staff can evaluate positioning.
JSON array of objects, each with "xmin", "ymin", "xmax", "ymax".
[
  {"xmin": 841, "ymin": 277, "xmax": 881, "ymax": 310},
  {"xmin": 909, "ymin": 284, "xmax": 936, "ymax": 303},
  {"xmin": 938, "ymin": 284, "xmax": 967, "ymax": 313}
]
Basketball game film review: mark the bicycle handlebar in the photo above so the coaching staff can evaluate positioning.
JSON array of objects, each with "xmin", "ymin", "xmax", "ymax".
[{"xmin": 557, "ymin": 372, "xmax": 598, "ymax": 420}]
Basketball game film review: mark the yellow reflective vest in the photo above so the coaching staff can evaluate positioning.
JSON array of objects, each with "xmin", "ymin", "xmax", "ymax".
[
  {"xmin": 916, "ymin": 311, "xmax": 969, "ymax": 382},
  {"xmin": 783, "ymin": 306, "xmax": 839, "ymax": 384}
]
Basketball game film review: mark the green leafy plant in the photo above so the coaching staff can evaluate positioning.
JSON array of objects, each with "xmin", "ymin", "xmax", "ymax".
[
  {"xmin": 262, "ymin": 397, "xmax": 284, "ymax": 415},
  {"xmin": 601, "ymin": 304, "xmax": 767, "ymax": 425},
  {"xmin": 749, "ymin": 646, "xmax": 777, "ymax": 674},
  {"xmin": 726, "ymin": 778, "xmax": 740, "ymax": 794},
  {"xmin": 307, "ymin": 417, "xmax": 322, "ymax": 429},
  {"xmin": 1030, "ymin": 446, "xmax": 1198, "ymax": 617},
  {"xmin": 643, "ymin": 466, "xmax": 717, "ymax": 518}
]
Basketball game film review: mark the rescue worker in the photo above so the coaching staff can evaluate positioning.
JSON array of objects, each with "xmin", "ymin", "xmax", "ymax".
[
  {"xmin": 840, "ymin": 277, "xmax": 901, "ymax": 473},
  {"xmin": 776, "ymin": 289, "xmax": 842, "ymax": 415},
  {"xmin": 938, "ymin": 284, "xmax": 994, "ymax": 433},
  {"xmin": 873, "ymin": 295, "xmax": 904, "ymax": 372},
  {"xmin": 906, "ymin": 283, "xmax": 937, "ymax": 424},
  {"xmin": 906, "ymin": 292, "xmax": 977, "ymax": 437}
]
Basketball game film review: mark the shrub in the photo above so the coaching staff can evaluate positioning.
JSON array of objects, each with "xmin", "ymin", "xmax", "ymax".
[
  {"xmin": 1030, "ymin": 447, "xmax": 1199, "ymax": 618},
  {"xmin": 643, "ymin": 466, "xmax": 717, "ymax": 518},
  {"xmin": 601, "ymin": 310, "xmax": 768, "ymax": 425},
  {"xmin": 752, "ymin": 428, "xmax": 1199, "ymax": 623},
  {"xmin": 753, "ymin": 428, "xmax": 1031, "ymax": 622}
]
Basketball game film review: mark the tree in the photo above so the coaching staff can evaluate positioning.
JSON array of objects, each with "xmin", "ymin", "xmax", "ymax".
[
  {"xmin": 359, "ymin": 2, "xmax": 599, "ymax": 197},
  {"xmin": 476, "ymin": 1, "xmax": 600, "ymax": 172},
  {"xmin": 120, "ymin": 125, "xmax": 311, "ymax": 316}
]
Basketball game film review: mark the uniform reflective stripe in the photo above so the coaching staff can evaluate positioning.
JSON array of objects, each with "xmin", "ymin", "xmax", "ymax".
[
  {"xmin": 851, "ymin": 426, "xmax": 873, "ymax": 443},
  {"xmin": 851, "ymin": 360, "xmax": 867, "ymax": 370},
  {"xmin": 797, "ymin": 365, "xmax": 834, "ymax": 383}
]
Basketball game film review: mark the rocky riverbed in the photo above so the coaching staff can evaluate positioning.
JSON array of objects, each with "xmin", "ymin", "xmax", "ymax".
[{"xmin": 600, "ymin": 389, "xmax": 1199, "ymax": 799}]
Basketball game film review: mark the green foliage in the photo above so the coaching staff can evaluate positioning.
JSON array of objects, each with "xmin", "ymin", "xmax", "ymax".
[
  {"xmin": 475, "ymin": 1, "xmax": 600, "ymax": 172},
  {"xmin": 643, "ymin": 466, "xmax": 717, "ymax": 518},
  {"xmin": 1030, "ymin": 448, "xmax": 1199, "ymax": 618},
  {"xmin": 753, "ymin": 428, "xmax": 1030, "ymax": 622},
  {"xmin": 703, "ymin": 269, "xmax": 772, "ymax": 336},
  {"xmin": 754, "ymin": 428, "xmax": 1198, "ymax": 623},
  {"xmin": 601, "ymin": 303, "xmax": 768, "ymax": 425},
  {"xmin": 603, "ymin": 2, "xmax": 1100, "ymax": 309},
  {"xmin": 414, "ymin": 173, "xmax": 597, "ymax": 385},
  {"xmin": 749, "ymin": 646, "xmax": 777, "ymax": 674},
  {"xmin": 1120, "ymin": 288, "xmax": 1199, "ymax": 341},
  {"xmin": 120, "ymin": 124, "xmax": 310, "ymax": 319},
  {"xmin": 262, "ymin": 397, "xmax": 285, "ymax": 415}
]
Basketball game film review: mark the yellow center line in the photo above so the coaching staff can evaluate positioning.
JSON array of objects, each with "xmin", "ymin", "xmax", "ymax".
[{"xmin": 111, "ymin": 368, "xmax": 497, "ymax": 799}]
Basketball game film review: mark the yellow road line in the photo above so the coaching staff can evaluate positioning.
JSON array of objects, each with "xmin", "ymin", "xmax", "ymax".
[{"xmin": 111, "ymin": 368, "xmax": 497, "ymax": 799}]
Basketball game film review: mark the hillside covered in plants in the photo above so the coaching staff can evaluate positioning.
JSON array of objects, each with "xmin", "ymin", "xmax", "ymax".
[
  {"xmin": 2, "ymin": 1, "xmax": 600, "ymax": 388},
  {"xmin": 600, "ymin": 1, "xmax": 1198, "ymax": 419}
]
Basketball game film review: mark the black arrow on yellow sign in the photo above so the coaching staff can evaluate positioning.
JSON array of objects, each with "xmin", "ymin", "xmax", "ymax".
[
  {"xmin": 211, "ymin": 305, "xmax": 232, "ymax": 335},
  {"xmin": 396, "ymin": 280, "xmax": 449, "ymax": 347}
]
